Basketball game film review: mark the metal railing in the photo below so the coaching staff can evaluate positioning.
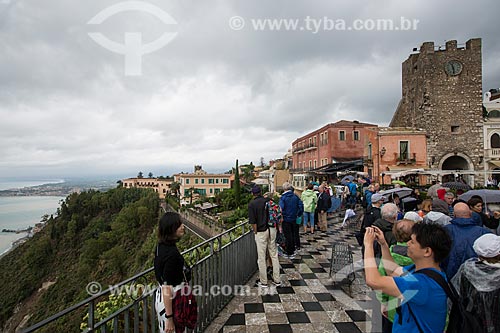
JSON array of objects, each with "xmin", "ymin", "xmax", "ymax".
[{"xmin": 22, "ymin": 221, "xmax": 257, "ymax": 333}]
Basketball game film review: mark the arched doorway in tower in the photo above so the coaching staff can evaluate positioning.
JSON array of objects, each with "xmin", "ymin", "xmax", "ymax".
[{"xmin": 441, "ymin": 155, "xmax": 470, "ymax": 184}]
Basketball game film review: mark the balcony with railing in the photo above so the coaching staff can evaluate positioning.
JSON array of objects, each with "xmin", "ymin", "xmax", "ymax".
[
  {"xmin": 22, "ymin": 221, "xmax": 257, "ymax": 333},
  {"xmin": 292, "ymin": 143, "xmax": 318, "ymax": 154},
  {"xmin": 22, "ymin": 213, "xmax": 374, "ymax": 333},
  {"xmin": 394, "ymin": 152, "xmax": 417, "ymax": 165},
  {"xmin": 486, "ymin": 148, "xmax": 500, "ymax": 159}
]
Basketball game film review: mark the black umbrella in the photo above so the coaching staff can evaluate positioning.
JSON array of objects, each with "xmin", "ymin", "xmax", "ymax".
[{"xmin": 442, "ymin": 182, "xmax": 472, "ymax": 191}]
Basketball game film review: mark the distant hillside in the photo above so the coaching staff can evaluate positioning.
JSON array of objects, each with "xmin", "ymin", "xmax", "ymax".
[{"xmin": 0, "ymin": 186, "xmax": 201, "ymax": 332}]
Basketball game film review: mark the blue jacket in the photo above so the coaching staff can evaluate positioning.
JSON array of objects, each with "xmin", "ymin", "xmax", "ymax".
[
  {"xmin": 279, "ymin": 190, "xmax": 304, "ymax": 223},
  {"xmin": 364, "ymin": 189, "xmax": 373, "ymax": 207},
  {"xmin": 442, "ymin": 217, "xmax": 491, "ymax": 279}
]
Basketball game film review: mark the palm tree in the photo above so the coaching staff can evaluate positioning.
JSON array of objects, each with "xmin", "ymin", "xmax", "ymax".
[
  {"xmin": 148, "ymin": 172, "xmax": 153, "ymax": 178},
  {"xmin": 170, "ymin": 181, "xmax": 181, "ymax": 198}
]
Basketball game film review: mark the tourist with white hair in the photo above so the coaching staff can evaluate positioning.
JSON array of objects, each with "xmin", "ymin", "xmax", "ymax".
[{"xmin": 373, "ymin": 203, "xmax": 399, "ymax": 247}]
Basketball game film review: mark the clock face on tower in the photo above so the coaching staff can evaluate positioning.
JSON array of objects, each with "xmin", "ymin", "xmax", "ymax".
[{"xmin": 444, "ymin": 60, "xmax": 463, "ymax": 76}]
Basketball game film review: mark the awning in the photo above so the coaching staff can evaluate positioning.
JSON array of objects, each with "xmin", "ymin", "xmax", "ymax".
[
  {"xmin": 382, "ymin": 168, "xmax": 426, "ymax": 179},
  {"xmin": 312, "ymin": 159, "xmax": 364, "ymax": 174},
  {"xmin": 252, "ymin": 178, "xmax": 269, "ymax": 185},
  {"xmin": 489, "ymin": 160, "xmax": 500, "ymax": 168}
]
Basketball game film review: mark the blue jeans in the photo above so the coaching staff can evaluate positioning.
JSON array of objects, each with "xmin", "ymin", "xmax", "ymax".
[{"xmin": 303, "ymin": 212, "xmax": 315, "ymax": 227}]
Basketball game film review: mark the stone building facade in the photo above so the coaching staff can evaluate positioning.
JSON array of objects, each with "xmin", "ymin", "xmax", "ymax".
[
  {"xmin": 482, "ymin": 88, "xmax": 500, "ymax": 184},
  {"xmin": 390, "ymin": 38, "xmax": 484, "ymax": 185}
]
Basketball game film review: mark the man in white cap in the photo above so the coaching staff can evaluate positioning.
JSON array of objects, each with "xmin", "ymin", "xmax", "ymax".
[{"xmin": 451, "ymin": 234, "xmax": 500, "ymax": 332}]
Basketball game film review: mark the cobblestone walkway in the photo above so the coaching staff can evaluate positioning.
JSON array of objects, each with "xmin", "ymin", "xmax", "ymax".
[{"xmin": 205, "ymin": 214, "xmax": 375, "ymax": 333}]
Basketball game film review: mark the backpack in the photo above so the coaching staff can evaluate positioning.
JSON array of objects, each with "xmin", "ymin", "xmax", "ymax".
[
  {"xmin": 398, "ymin": 265, "xmax": 483, "ymax": 333},
  {"xmin": 265, "ymin": 199, "xmax": 282, "ymax": 228}
]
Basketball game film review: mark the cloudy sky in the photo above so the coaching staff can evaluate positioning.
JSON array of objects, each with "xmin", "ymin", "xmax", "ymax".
[{"xmin": 1, "ymin": 0, "xmax": 499, "ymax": 179}]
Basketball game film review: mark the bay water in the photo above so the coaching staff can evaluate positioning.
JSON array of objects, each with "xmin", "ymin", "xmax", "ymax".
[{"xmin": 0, "ymin": 180, "xmax": 65, "ymax": 255}]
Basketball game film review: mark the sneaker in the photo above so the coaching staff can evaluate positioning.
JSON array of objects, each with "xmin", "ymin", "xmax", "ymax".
[
  {"xmin": 288, "ymin": 254, "xmax": 296, "ymax": 260},
  {"xmin": 272, "ymin": 280, "xmax": 282, "ymax": 287},
  {"xmin": 256, "ymin": 280, "xmax": 268, "ymax": 288}
]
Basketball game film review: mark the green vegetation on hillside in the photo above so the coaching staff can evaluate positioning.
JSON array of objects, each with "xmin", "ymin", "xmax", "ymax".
[{"xmin": 0, "ymin": 187, "xmax": 200, "ymax": 332}]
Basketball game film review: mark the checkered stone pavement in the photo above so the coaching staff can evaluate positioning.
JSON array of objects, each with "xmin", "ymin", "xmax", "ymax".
[{"xmin": 205, "ymin": 213, "xmax": 375, "ymax": 333}]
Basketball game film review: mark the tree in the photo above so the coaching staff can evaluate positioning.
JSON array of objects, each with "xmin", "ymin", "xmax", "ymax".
[
  {"xmin": 137, "ymin": 171, "xmax": 143, "ymax": 178},
  {"xmin": 148, "ymin": 172, "xmax": 153, "ymax": 178},
  {"xmin": 234, "ymin": 159, "xmax": 240, "ymax": 207},
  {"xmin": 170, "ymin": 181, "xmax": 181, "ymax": 198},
  {"xmin": 241, "ymin": 166, "xmax": 254, "ymax": 183}
]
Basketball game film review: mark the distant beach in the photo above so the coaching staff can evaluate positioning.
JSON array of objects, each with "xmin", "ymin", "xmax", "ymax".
[
  {"xmin": 0, "ymin": 179, "xmax": 64, "ymax": 191},
  {"xmin": 0, "ymin": 194, "xmax": 63, "ymax": 255}
]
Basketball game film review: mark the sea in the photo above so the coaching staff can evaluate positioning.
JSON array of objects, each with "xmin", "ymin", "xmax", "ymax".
[{"xmin": 0, "ymin": 180, "xmax": 65, "ymax": 255}]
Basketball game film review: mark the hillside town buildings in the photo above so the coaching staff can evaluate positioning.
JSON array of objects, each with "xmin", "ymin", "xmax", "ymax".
[
  {"xmin": 122, "ymin": 177, "xmax": 173, "ymax": 199},
  {"xmin": 173, "ymin": 165, "xmax": 232, "ymax": 200}
]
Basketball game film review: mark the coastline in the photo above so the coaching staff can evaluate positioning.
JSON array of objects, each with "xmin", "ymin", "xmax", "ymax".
[{"xmin": 0, "ymin": 232, "xmax": 29, "ymax": 257}]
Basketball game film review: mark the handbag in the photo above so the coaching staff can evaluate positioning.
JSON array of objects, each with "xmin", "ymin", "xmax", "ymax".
[
  {"xmin": 173, "ymin": 267, "xmax": 197, "ymax": 330},
  {"xmin": 156, "ymin": 270, "xmax": 197, "ymax": 333}
]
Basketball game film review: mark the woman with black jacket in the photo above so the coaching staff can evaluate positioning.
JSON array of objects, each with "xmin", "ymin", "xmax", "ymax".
[
  {"xmin": 467, "ymin": 196, "xmax": 500, "ymax": 230},
  {"xmin": 154, "ymin": 212, "xmax": 191, "ymax": 333}
]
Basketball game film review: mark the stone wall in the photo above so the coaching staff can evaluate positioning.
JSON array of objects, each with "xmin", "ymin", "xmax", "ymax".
[{"xmin": 390, "ymin": 38, "xmax": 484, "ymax": 184}]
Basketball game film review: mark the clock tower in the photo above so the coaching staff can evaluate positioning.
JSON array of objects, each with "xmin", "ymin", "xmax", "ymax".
[{"xmin": 390, "ymin": 38, "xmax": 483, "ymax": 185}]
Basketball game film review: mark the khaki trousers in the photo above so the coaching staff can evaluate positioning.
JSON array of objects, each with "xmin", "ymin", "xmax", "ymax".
[
  {"xmin": 255, "ymin": 228, "xmax": 280, "ymax": 284},
  {"xmin": 318, "ymin": 211, "xmax": 328, "ymax": 231}
]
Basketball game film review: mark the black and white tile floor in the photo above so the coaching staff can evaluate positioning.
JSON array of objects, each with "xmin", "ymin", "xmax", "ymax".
[{"xmin": 205, "ymin": 215, "xmax": 375, "ymax": 333}]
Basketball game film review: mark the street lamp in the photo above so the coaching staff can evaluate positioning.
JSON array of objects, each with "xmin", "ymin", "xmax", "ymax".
[{"xmin": 380, "ymin": 147, "xmax": 387, "ymax": 157}]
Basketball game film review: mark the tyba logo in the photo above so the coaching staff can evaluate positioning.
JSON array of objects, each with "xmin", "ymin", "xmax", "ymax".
[{"xmin": 87, "ymin": 1, "xmax": 178, "ymax": 76}]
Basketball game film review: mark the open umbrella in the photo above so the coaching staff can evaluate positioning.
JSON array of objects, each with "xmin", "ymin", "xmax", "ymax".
[
  {"xmin": 341, "ymin": 175, "xmax": 354, "ymax": 182},
  {"xmin": 459, "ymin": 189, "xmax": 500, "ymax": 204},
  {"xmin": 442, "ymin": 182, "xmax": 472, "ymax": 191},
  {"xmin": 379, "ymin": 187, "xmax": 414, "ymax": 200},
  {"xmin": 340, "ymin": 175, "xmax": 354, "ymax": 185},
  {"xmin": 427, "ymin": 184, "xmax": 449, "ymax": 198},
  {"xmin": 392, "ymin": 180, "xmax": 407, "ymax": 186}
]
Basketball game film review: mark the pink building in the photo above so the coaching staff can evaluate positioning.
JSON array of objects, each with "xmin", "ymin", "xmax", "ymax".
[
  {"xmin": 364, "ymin": 127, "xmax": 428, "ymax": 185},
  {"xmin": 292, "ymin": 120, "xmax": 377, "ymax": 171}
]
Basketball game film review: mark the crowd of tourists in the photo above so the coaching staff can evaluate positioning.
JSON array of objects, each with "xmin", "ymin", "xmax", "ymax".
[
  {"xmin": 247, "ymin": 176, "xmax": 500, "ymax": 332},
  {"xmin": 153, "ymin": 177, "xmax": 500, "ymax": 332},
  {"xmin": 359, "ymin": 181, "xmax": 500, "ymax": 332}
]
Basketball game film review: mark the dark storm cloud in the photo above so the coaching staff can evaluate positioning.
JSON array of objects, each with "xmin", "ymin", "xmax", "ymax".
[{"xmin": 0, "ymin": 0, "xmax": 499, "ymax": 177}]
